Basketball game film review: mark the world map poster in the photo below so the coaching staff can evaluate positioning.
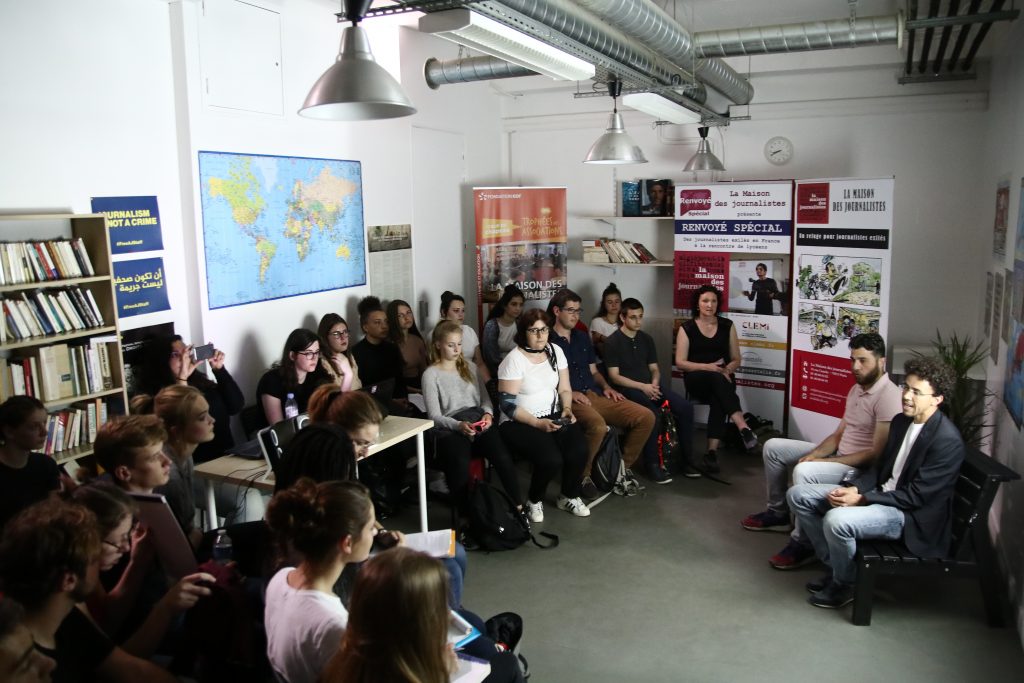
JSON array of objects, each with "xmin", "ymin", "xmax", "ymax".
[{"xmin": 198, "ymin": 151, "xmax": 366, "ymax": 309}]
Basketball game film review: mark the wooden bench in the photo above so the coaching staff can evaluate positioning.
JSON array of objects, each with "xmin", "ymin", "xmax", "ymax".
[{"xmin": 852, "ymin": 448, "xmax": 1020, "ymax": 625}]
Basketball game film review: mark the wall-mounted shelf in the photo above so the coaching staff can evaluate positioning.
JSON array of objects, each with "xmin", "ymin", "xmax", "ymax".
[{"xmin": 570, "ymin": 259, "xmax": 673, "ymax": 269}]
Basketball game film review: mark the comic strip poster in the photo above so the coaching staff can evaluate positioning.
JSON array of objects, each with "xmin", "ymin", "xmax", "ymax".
[
  {"xmin": 474, "ymin": 188, "xmax": 566, "ymax": 320},
  {"xmin": 789, "ymin": 178, "xmax": 894, "ymax": 443}
]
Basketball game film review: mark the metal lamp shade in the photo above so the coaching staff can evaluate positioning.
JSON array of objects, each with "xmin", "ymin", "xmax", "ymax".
[
  {"xmin": 299, "ymin": 25, "xmax": 416, "ymax": 121},
  {"xmin": 683, "ymin": 137, "xmax": 725, "ymax": 172},
  {"xmin": 583, "ymin": 111, "xmax": 648, "ymax": 165}
]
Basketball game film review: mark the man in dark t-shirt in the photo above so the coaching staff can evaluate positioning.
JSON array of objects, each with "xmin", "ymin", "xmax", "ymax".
[
  {"xmin": 0, "ymin": 499, "xmax": 176, "ymax": 683},
  {"xmin": 0, "ymin": 397, "xmax": 60, "ymax": 530},
  {"xmin": 604, "ymin": 298, "xmax": 697, "ymax": 483}
]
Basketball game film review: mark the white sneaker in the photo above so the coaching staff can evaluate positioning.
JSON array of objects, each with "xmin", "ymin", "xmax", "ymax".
[
  {"xmin": 557, "ymin": 495, "xmax": 591, "ymax": 517},
  {"xmin": 525, "ymin": 500, "xmax": 544, "ymax": 523}
]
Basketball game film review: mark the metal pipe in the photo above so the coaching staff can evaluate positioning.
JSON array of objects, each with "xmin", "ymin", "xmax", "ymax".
[
  {"xmin": 918, "ymin": 0, "xmax": 940, "ymax": 74},
  {"xmin": 423, "ymin": 56, "xmax": 537, "ymax": 89},
  {"xmin": 932, "ymin": 0, "xmax": 958, "ymax": 73},
  {"xmin": 906, "ymin": 0, "xmax": 918, "ymax": 76},
  {"xmin": 948, "ymin": 0, "xmax": 982, "ymax": 71},
  {"xmin": 692, "ymin": 15, "xmax": 900, "ymax": 57},
  {"xmin": 963, "ymin": 0, "xmax": 1007, "ymax": 70}
]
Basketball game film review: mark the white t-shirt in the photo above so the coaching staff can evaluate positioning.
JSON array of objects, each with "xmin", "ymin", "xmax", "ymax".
[
  {"xmin": 882, "ymin": 422, "xmax": 925, "ymax": 492},
  {"xmin": 590, "ymin": 317, "xmax": 618, "ymax": 338},
  {"xmin": 265, "ymin": 567, "xmax": 348, "ymax": 683},
  {"xmin": 460, "ymin": 324, "xmax": 480, "ymax": 362},
  {"xmin": 498, "ymin": 345, "xmax": 568, "ymax": 421}
]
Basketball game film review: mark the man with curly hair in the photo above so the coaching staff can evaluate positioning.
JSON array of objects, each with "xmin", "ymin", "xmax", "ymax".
[{"xmin": 787, "ymin": 357, "xmax": 966, "ymax": 609}]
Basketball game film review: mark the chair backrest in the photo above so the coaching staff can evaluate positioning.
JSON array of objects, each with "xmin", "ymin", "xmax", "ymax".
[
  {"xmin": 949, "ymin": 448, "xmax": 1021, "ymax": 561},
  {"xmin": 239, "ymin": 404, "xmax": 263, "ymax": 440},
  {"xmin": 257, "ymin": 414, "xmax": 309, "ymax": 478}
]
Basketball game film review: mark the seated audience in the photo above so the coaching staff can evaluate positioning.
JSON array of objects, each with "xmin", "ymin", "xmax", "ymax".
[
  {"xmin": 0, "ymin": 396, "xmax": 60, "ymax": 530},
  {"xmin": 321, "ymin": 547, "xmax": 523, "ymax": 683},
  {"xmin": 131, "ymin": 335, "xmax": 244, "ymax": 463},
  {"xmin": 482, "ymin": 284, "xmax": 525, "ymax": 378},
  {"xmin": 498, "ymin": 309, "xmax": 590, "ymax": 521},
  {"xmin": 0, "ymin": 499, "xmax": 177, "ymax": 682},
  {"xmin": 422, "ymin": 321, "xmax": 523, "ymax": 516},
  {"xmin": 264, "ymin": 478, "xmax": 374, "ymax": 683},
  {"xmin": 0, "ymin": 595, "xmax": 57, "ymax": 683},
  {"xmin": 132, "ymin": 386, "xmax": 216, "ymax": 546},
  {"xmin": 72, "ymin": 482, "xmax": 213, "ymax": 656},
  {"xmin": 386, "ymin": 299, "xmax": 428, "ymax": 393},
  {"xmin": 257, "ymin": 328, "xmax": 329, "ymax": 428},
  {"xmin": 673, "ymin": 285, "xmax": 757, "ymax": 473},
  {"xmin": 434, "ymin": 290, "xmax": 489, "ymax": 382},
  {"xmin": 605, "ymin": 298, "xmax": 697, "ymax": 483},
  {"xmin": 547, "ymin": 290, "xmax": 653, "ymax": 498},
  {"xmin": 94, "ymin": 415, "xmax": 172, "ymax": 497},
  {"xmin": 589, "ymin": 282, "xmax": 622, "ymax": 361},
  {"xmin": 741, "ymin": 333, "xmax": 902, "ymax": 570},
  {"xmin": 317, "ymin": 313, "xmax": 362, "ymax": 393},
  {"xmin": 351, "ymin": 296, "xmax": 409, "ymax": 411},
  {"xmin": 788, "ymin": 357, "xmax": 965, "ymax": 609}
]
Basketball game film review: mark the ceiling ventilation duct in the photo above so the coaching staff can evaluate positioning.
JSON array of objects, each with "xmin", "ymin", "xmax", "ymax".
[
  {"xmin": 693, "ymin": 15, "xmax": 902, "ymax": 57},
  {"xmin": 424, "ymin": 55, "xmax": 537, "ymax": 89}
]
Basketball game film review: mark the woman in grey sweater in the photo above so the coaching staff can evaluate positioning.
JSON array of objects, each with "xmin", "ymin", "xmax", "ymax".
[{"xmin": 422, "ymin": 322, "xmax": 523, "ymax": 516}]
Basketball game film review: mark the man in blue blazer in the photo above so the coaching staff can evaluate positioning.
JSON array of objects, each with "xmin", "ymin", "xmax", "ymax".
[{"xmin": 788, "ymin": 356, "xmax": 966, "ymax": 609}]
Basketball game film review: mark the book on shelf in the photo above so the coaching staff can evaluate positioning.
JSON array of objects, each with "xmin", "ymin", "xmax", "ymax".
[
  {"xmin": 36, "ymin": 399, "xmax": 111, "ymax": 457},
  {"xmin": 0, "ymin": 239, "xmax": 96, "ymax": 284},
  {"xmin": 581, "ymin": 240, "xmax": 611, "ymax": 263},
  {"xmin": 585, "ymin": 238, "xmax": 660, "ymax": 264},
  {"xmin": 1, "ymin": 286, "xmax": 107, "ymax": 340},
  {"xmin": 6, "ymin": 337, "xmax": 117, "ymax": 402}
]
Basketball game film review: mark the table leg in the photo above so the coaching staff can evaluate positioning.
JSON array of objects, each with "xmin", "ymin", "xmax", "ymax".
[
  {"xmin": 204, "ymin": 480, "xmax": 218, "ymax": 531},
  {"xmin": 416, "ymin": 431, "xmax": 427, "ymax": 533}
]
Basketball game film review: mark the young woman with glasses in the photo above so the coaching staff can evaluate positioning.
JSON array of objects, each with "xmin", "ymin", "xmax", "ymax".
[
  {"xmin": 256, "ymin": 328, "xmax": 329, "ymax": 428},
  {"xmin": 497, "ymin": 309, "xmax": 590, "ymax": 521},
  {"xmin": 317, "ymin": 313, "xmax": 362, "ymax": 393}
]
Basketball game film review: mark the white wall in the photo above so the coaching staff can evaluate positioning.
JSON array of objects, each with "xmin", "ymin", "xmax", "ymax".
[{"xmin": 978, "ymin": 14, "xmax": 1024, "ymax": 647}]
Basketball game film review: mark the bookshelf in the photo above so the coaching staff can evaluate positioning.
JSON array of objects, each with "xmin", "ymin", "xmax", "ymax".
[
  {"xmin": 572, "ymin": 216, "xmax": 674, "ymax": 271},
  {"xmin": 0, "ymin": 213, "xmax": 129, "ymax": 464}
]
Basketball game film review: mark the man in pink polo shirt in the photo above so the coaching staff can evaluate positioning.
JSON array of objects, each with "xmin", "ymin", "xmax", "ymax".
[{"xmin": 740, "ymin": 333, "xmax": 903, "ymax": 569}]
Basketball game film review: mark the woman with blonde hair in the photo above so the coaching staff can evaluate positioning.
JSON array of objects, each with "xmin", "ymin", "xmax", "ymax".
[
  {"xmin": 321, "ymin": 547, "xmax": 521, "ymax": 683},
  {"xmin": 131, "ymin": 385, "xmax": 214, "ymax": 546}
]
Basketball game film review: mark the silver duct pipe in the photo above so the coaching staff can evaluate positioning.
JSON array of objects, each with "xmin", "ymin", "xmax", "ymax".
[
  {"xmin": 572, "ymin": 0, "xmax": 753, "ymax": 104},
  {"xmin": 694, "ymin": 15, "xmax": 901, "ymax": 57},
  {"xmin": 424, "ymin": 56, "xmax": 537, "ymax": 89}
]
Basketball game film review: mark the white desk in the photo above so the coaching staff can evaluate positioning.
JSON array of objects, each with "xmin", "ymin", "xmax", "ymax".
[{"xmin": 195, "ymin": 415, "xmax": 434, "ymax": 533}]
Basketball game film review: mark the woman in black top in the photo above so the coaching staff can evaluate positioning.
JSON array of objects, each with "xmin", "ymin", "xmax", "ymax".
[
  {"xmin": 256, "ymin": 328, "xmax": 329, "ymax": 428},
  {"xmin": 674, "ymin": 285, "xmax": 759, "ymax": 472},
  {"xmin": 131, "ymin": 335, "xmax": 244, "ymax": 463}
]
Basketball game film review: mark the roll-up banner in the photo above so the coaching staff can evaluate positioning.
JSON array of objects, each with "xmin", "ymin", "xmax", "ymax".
[
  {"xmin": 789, "ymin": 178, "xmax": 894, "ymax": 443},
  {"xmin": 474, "ymin": 187, "xmax": 567, "ymax": 322},
  {"xmin": 672, "ymin": 181, "xmax": 793, "ymax": 429}
]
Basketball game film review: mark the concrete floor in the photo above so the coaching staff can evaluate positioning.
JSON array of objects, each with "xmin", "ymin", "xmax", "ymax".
[{"xmin": 395, "ymin": 441, "xmax": 1024, "ymax": 683}]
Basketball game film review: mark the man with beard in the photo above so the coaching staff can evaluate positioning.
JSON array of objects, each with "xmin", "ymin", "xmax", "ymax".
[
  {"xmin": 0, "ymin": 499, "xmax": 175, "ymax": 683},
  {"xmin": 740, "ymin": 333, "xmax": 902, "ymax": 569}
]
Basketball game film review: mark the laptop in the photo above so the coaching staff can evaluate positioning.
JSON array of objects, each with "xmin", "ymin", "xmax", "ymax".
[
  {"xmin": 128, "ymin": 492, "xmax": 198, "ymax": 580},
  {"xmin": 360, "ymin": 377, "xmax": 396, "ymax": 403},
  {"xmin": 257, "ymin": 413, "xmax": 309, "ymax": 481}
]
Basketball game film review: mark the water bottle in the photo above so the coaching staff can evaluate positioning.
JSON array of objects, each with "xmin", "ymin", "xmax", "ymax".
[
  {"xmin": 284, "ymin": 392, "xmax": 299, "ymax": 419},
  {"xmin": 212, "ymin": 529, "xmax": 233, "ymax": 565}
]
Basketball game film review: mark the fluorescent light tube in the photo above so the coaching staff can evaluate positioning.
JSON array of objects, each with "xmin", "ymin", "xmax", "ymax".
[
  {"xmin": 622, "ymin": 93, "xmax": 701, "ymax": 124},
  {"xmin": 419, "ymin": 9, "xmax": 595, "ymax": 82}
]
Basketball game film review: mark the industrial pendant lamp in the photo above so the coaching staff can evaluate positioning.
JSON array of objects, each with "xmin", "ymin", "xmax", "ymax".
[
  {"xmin": 299, "ymin": 0, "xmax": 416, "ymax": 121},
  {"xmin": 583, "ymin": 80, "xmax": 647, "ymax": 165},
  {"xmin": 683, "ymin": 126, "xmax": 725, "ymax": 172}
]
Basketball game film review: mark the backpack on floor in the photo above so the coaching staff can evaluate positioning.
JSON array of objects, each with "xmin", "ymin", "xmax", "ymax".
[
  {"xmin": 591, "ymin": 426, "xmax": 624, "ymax": 493},
  {"xmin": 465, "ymin": 481, "xmax": 558, "ymax": 552},
  {"xmin": 657, "ymin": 400, "xmax": 681, "ymax": 474}
]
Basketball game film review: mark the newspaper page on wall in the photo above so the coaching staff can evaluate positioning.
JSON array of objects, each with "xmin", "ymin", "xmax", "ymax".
[
  {"xmin": 672, "ymin": 181, "xmax": 793, "ymax": 429},
  {"xmin": 789, "ymin": 177, "xmax": 894, "ymax": 444},
  {"xmin": 368, "ymin": 224, "xmax": 413, "ymax": 304}
]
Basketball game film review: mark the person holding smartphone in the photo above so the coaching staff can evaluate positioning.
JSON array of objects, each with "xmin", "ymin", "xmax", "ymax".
[
  {"xmin": 422, "ymin": 322, "xmax": 523, "ymax": 521},
  {"xmin": 132, "ymin": 334, "xmax": 244, "ymax": 464},
  {"xmin": 497, "ymin": 310, "xmax": 590, "ymax": 522}
]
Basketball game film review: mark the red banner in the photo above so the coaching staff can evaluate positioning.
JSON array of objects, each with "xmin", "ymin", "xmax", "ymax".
[{"xmin": 673, "ymin": 251, "xmax": 730, "ymax": 310}]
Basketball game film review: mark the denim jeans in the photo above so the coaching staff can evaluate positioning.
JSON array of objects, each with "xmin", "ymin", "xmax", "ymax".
[
  {"xmin": 762, "ymin": 438, "xmax": 856, "ymax": 544},
  {"xmin": 787, "ymin": 483, "xmax": 905, "ymax": 585}
]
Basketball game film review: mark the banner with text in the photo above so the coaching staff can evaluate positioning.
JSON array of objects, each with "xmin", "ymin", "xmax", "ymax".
[
  {"xmin": 90, "ymin": 196, "xmax": 164, "ymax": 254},
  {"xmin": 474, "ymin": 187, "xmax": 567, "ymax": 316},
  {"xmin": 672, "ymin": 181, "xmax": 793, "ymax": 428},
  {"xmin": 112, "ymin": 257, "xmax": 171, "ymax": 318},
  {"xmin": 789, "ymin": 177, "xmax": 894, "ymax": 443}
]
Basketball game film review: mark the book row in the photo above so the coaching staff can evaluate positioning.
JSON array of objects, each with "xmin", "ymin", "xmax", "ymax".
[
  {"xmin": 40, "ymin": 399, "xmax": 111, "ymax": 457},
  {"xmin": 0, "ymin": 239, "xmax": 97, "ymax": 286},
  {"xmin": 582, "ymin": 239, "xmax": 659, "ymax": 264},
  {"xmin": 3, "ymin": 339, "xmax": 117, "ymax": 402},
  {"xmin": 2, "ymin": 286, "xmax": 108, "ymax": 343}
]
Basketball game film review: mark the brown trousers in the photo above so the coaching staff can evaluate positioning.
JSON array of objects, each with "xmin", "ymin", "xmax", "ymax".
[{"xmin": 572, "ymin": 390, "xmax": 655, "ymax": 475}]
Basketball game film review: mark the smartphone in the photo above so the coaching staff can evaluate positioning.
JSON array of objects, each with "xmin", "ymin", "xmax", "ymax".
[
  {"xmin": 191, "ymin": 343, "xmax": 215, "ymax": 362},
  {"xmin": 470, "ymin": 419, "xmax": 487, "ymax": 432}
]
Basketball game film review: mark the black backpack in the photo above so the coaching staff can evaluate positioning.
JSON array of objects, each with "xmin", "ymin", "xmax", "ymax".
[
  {"xmin": 657, "ymin": 400, "xmax": 680, "ymax": 474},
  {"xmin": 466, "ymin": 481, "xmax": 558, "ymax": 551},
  {"xmin": 591, "ymin": 426, "xmax": 624, "ymax": 493}
]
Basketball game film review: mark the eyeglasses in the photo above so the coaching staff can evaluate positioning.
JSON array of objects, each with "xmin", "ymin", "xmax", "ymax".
[
  {"xmin": 900, "ymin": 383, "xmax": 934, "ymax": 398},
  {"xmin": 526, "ymin": 327, "xmax": 550, "ymax": 335},
  {"xmin": 352, "ymin": 438, "xmax": 378, "ymax": 452},
  {"xmin": 103, "ymin": 537, "xmax": 131, "ymax": 552},
  {"xmin": 296, "ymin": 350, "xmax": 320, "ymax": 359},
  {"xmin": 562, "ymin": 307, "xmax": 582, "ymax": 314},
  {"xmin": 328, "ymin": 330, "xmax": 349, "ymax": 338}
]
